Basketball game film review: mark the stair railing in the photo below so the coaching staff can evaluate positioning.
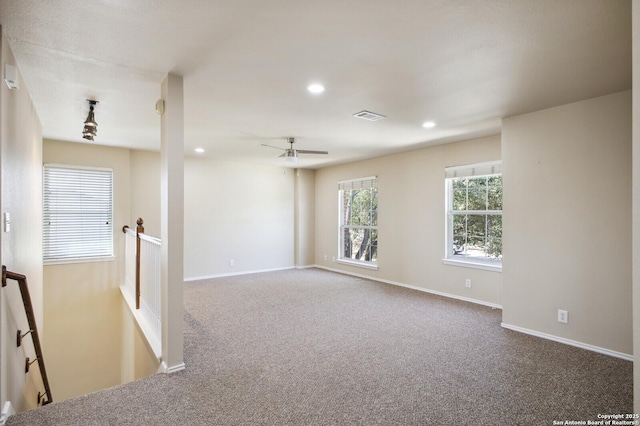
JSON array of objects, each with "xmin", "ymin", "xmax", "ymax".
[
  {"xmin": 122, "ymin": 218, "xmax": 162, "ymax": 356},
  {"xmin": 122, "ymin": 217, "xmax": 145, "ymax": 309},
  {"xmin": 1, "ymin": 265, "xmax": 52, "ymax": 406}
]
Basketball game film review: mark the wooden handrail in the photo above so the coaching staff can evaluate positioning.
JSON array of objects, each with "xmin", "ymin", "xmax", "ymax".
[
  {"xmin": 1, "ymin": 265, "xmax": 52, "ymax": 405},
  {"xmin": 123, "ymin": 217, "xmax": 144, "ymax": 309}
]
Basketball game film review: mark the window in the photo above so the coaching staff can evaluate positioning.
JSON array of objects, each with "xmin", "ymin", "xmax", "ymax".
[
  {"xmin": 338, "ymin": 176, "xmax": 378, "ymax": 268},
  {"xmin": 43, "ymin": 164, "xmax": 114, "ymax": 264},
  {"xmin": 445, "ymin": 162, "xmax": 502, "ymax": 270}
]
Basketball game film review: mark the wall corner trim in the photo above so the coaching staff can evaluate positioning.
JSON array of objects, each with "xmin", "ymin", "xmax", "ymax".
[
  {"xmin": 0, "ymin": 401, "xmax": 15, "ymax": 426},
  {"xmin": 501, "ymin": 323, "xmax": 633, "ymax": 361},
  {"xmin": 296, "ymin": 264, "xmax": 317, "ymax": 270},
  {"xmin": 159, "ymin": 361, "xmax": 186, "ymax": 374}
]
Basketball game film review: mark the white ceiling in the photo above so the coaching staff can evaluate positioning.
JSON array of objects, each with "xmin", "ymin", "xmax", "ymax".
[{"xmin": 0, "ymin": 0, "xmax": 631, "ymax": 168}]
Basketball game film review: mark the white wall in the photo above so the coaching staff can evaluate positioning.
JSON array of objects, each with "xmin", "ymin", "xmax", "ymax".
[
  {"xmin": 0, "ymin": 30, "xmax": 45, "ymax": 413},
  {"xmin": 631, "ymin": 0, "xmax": 639, "ymax": 412},
  {"xmin": 502, "ymin": 90, "xmax": 632, "ymax": 356},
  {"xmin": 183, "ymin": 157, "xmax": 295, "ymax": 279},
  {"xmin": 315, "ymin": 135, "xmax": 503, "ymax": 306},
  {"xmin": 130, "ymin": 153, "xmax": 297, "ymax": 280},
  {"xmin": 295, "ymin": 169, "xmax": 315, "ymax": 267}
]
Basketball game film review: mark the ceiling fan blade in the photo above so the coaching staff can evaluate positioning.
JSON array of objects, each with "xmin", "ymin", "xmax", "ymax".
[
  {"xmin": 261, "ymin": 143, "xmax": 285, "ymax": 151},
  {"xmin": 278, "ymin": 152, "xmax": 286, "ymax": 157},
  {"xmin": 296, "ymin": 149, "xmax": 329, "ymax": 155}
]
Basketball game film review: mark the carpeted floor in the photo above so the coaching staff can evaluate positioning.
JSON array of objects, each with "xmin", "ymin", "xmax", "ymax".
[{"xmin": 7, "ymin": 268, "xmax": 633, "ymax": 425}]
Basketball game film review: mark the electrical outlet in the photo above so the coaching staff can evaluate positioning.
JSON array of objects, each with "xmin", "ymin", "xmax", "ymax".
[
  {"xmin": 558, "ymin": 309, "xmax": 568, "ymax": 323},
  {"xmin": 465, "ymin": 279, "xmax": 471, "ymax": 288},
  {"xmin": 229, "ymin": 259, "xmax": 235, "ymax": 267},
  {"xmin": 324, "ymin": 255, "xmax": 328, "ymax": 261}
]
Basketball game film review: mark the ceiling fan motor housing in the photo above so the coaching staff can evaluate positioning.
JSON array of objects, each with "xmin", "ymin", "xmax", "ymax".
[{"xmin": 285, "ymin": 149, "xmax": 297, "ymax": 158}]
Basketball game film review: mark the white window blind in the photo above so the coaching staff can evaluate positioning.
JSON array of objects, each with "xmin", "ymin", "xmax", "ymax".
[
  {"xmin": 338, "ymin": 176, "xmax": 377, "ymax": 191},
  {"xmin": 43, "ymin": 164, "xmax": 114, "ymax": 263},
  {"xmin": 445, "ymin": 161, "xmax": 502, "ymax": 179}
]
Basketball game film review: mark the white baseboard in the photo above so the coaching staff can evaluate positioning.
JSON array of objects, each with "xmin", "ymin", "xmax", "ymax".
[
  {"xmin": 314, "ymin": 264, "xmax": 502, "ymax": 309},
  {"xmin": 159, "ymin": 361, "xmax": 186, "ymax": 374},
  {"xmin": 295, "ymin": 264, "xmax": 317, "ymax": 269},
  {"xmin": 0, "ymin": 401, "xmax": 15, "ymax": 426},
  {"xmin": 501, "ymin": 322, "xmax": 633, "ymax": 361},
  {"xmin": 184, "ymin": 266, "xmax": 295, "ymax": 282},
  {"xmin": 185, "ymin": 265, "xmax": 630, "ymax": 361}
]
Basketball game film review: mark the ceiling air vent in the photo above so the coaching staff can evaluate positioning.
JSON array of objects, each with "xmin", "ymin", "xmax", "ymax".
[{"xmin": 353, "ymin": 110, "xmax": 386, "ymax": 121}]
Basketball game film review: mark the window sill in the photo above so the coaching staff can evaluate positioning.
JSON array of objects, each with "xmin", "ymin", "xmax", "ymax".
[
  {"xmin": 336, "ymin": 258, "xmax": 379, "ymax": 270},
  {"xmin": 44, "ymin": 255, "xmax": 115, "ymax": 266},
  {"xmin": 442, "ymin": 258, "xmax": 502, "ymax": 273}
]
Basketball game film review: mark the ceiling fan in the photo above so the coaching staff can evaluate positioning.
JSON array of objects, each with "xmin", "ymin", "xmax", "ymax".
[{"xmin": 261, "ymin": 137, "xmax": 328, "ymax": 162}]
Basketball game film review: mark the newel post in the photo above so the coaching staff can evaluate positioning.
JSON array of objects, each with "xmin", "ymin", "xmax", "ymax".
[{"xmin": 135, "ymin": 217, "xmax": 144, "ymax": 309}]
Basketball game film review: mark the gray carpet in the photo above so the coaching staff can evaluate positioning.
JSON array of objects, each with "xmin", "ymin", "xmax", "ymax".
[{"xmin": 7, "ymin": 268, "xmax": 632, "ymax": 425}]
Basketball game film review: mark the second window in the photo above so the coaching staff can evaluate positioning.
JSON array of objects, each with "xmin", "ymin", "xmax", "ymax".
[{"xmin": 339, "ymin": 177, "xmax": 378, "ymax": 266}]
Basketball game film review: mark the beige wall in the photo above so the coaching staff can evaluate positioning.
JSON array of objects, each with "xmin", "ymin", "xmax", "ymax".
[
  {"xmin": 120, "ymin": 300, "xmax": 161, "ymax": 383},
  {"xmin": 41, "ymin": 140, "xmax": 164, "ymax": 401},
  {"xmin": 502, "ymin": 91, "xmax": 632, "ymax": 356},
  {"xmin": 0, "ymin": 30, "xmax": 45, "ymax": 413},
  {"xmin": 315, "ymin": 135, "xmax": 503, "ymax": 306},
  {"xmin": 295, "ymin": 169, "xmax": 316, "ymax": 267},
  {"xmin": 130, "ymin": 150, "xmax": 161, "ymax": 237},
  {"xmin": 42, "ymin": 139, "xmax": 141, "ymax": 401}
]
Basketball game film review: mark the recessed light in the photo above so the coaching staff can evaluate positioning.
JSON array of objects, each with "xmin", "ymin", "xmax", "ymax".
[
  {"xmin": 307, "ymin": 83, "xmax": 325, "ymax": 94},
  {"xmin": 195, "ymin": 148, "xmax": 205, "ymax": 153},
  {"xmin": 422, "ymin": 121, "xmax": 436, "ymax": 128}
]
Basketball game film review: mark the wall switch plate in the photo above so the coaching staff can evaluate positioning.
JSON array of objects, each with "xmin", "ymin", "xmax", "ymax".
[
  {"xmin": 229, "ymin": 259, "xmax": 235, "ymax": 266},
  {"xmin": 3, "ymin": 212, "xmax": 10, "ymax": 232},
  {"xmin": 558, "ymin": 309, "xmax": 568, "ymax": 323},
  {"xmin": 465, "ymin": 279, "xmax": 471, "ymax": 288}
]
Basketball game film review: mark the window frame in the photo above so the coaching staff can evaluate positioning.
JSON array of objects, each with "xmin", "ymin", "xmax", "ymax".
[
  {"xmin": 43, "ymin": 163, "xmax": 115, "ymax": 265},
  {"xmin": 443, "ymin": 162, "xmax": 502, "ymax": 272},
  {"xmin": 337, "ymin": 176, "xmax": 378, "ymax": 270}
]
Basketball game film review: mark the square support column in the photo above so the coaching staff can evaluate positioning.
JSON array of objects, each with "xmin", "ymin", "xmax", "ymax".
[{"xmin": 159, "ymin": 73, "xmax": 185, "ymax": 373}]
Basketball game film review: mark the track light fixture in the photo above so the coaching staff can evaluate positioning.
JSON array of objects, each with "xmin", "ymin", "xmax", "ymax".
[{"xmin": 82, "ymin": 99, "xmax": 98, "ymax": 141}]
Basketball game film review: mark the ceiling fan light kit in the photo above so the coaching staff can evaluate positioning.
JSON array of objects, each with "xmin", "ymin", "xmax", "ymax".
[{"xmin": 284, "ymin": 150, "xmax": 298, "ymax": 163}]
